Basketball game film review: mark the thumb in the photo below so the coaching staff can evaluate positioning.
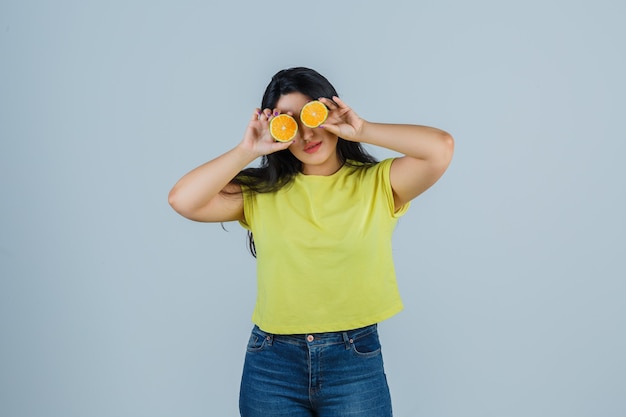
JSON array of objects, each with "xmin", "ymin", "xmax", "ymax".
[
  {"xmin": 269, "ymin": 140, "xmax": 294, "ymax": 153},
  {"xmin": 318, "ymin": 123, "xmax": 340, "ymax": 136}
]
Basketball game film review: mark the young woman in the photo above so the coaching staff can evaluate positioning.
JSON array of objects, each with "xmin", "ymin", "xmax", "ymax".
[{"xmin": 168, "ymin": 67, "xmax": 454, "ymax": 416}]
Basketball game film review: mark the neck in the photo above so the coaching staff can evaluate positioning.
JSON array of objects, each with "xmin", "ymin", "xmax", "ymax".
[{"xmin": 302, "ymin": 159, "xmax": 343, "ymax": 176}]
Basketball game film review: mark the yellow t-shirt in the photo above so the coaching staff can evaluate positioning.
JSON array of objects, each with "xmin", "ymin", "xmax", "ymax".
[{"xmin": 239, "ymin": 158, "xmax": 409, "ymax": 334}]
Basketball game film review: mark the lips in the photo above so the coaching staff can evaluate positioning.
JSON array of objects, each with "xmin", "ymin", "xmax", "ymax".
[{"xmin": 304, "ymin": 141, "xmax": 322, "ymax": 154}]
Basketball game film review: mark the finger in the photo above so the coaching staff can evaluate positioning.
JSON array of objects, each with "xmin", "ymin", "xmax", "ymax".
[
  {"xmin": 328, "ymin": 96, "xmax": 354, "ymax": 119},
  {"xmin": 255, "ymin": 108, "xmax": 271, "ymax": 121},
  {"xmin": 267, "ymin": 108, "xmax": 280, "ymax": 121},
  {"xmin": 271, "ymin": 139, "xmax": 295, "ymax": 152},
  {"xmin": 252, "ymin": 108, "xmax": 262, "ymax": 121},
  {"xmin": 318, "ymin": 97, "xmax": 338, "ymax": 109},
  {"xmin": 331, "ymin": 96, "xmax": 349, "ymax": 109},
  {"xmin": 319, "ymin": 123, "xmax": 340, "ymax": 136}
]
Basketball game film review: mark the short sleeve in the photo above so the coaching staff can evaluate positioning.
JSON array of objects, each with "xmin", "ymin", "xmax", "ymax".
[
  {"xmin": 238, "ymin": 185, "xmax": 252, "ymax": 231},
  {"xmin": 377, "ymin": 158, "xmax": 410, "ymax": 218}
]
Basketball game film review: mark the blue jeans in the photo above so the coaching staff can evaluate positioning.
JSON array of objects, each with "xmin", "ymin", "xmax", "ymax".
[{"xmin": 239, "ymin": 324, "xmax": 393, "ymax": 417}]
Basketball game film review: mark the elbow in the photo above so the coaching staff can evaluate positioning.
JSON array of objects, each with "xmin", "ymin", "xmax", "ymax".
[
  {"xmin": 442, "ymin": 130, "xmax": 455, "ymax": 149},
  {"xmin": 168, "ymin": 186, "xmax": 212, "ymax": 221},
  {"xmin": 167, "ymin": 186, "xmax": 184, "ymax": 214},
  {"xmin": 439, "ymin": 130, "xmax": 455, "ymax": 166}
]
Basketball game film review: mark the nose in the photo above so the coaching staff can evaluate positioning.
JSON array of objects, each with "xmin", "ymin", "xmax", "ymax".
[{"xmin": 300, "ymin": 124, "xmax": 314, "ymax": 141}]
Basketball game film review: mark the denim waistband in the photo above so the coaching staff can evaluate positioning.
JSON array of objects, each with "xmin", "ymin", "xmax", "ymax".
[{"xmin": 252, "ymin": 324, "xmax": 378, "ymax": 347}]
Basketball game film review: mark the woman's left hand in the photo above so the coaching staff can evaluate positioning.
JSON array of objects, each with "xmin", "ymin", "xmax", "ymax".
[{"xmin": 318, "ymin": 96, "xmax": 365, "ymax": 141}]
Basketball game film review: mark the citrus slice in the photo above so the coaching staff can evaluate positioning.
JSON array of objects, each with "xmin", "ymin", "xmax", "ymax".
[
  {"xmin": 269, "ymin": 114, "xmax": 298, "ymax": 142},
  {"xmin": 300, "ymin": 100, "xmax": 328, "ymax": 128}
]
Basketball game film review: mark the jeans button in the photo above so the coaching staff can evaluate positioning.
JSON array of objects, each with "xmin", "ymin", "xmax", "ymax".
[{"xmin": 307, "ymin": 335, "xmax": 314, "ymax": 342}]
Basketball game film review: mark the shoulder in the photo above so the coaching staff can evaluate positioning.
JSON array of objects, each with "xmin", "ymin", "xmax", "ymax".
[{"xmin": 343, "ymin": 158, "xmax": 395, "ymax": 179}]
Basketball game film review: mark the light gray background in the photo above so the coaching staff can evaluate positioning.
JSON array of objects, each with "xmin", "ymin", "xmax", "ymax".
[{"xmin": 1, "ymin": 1, "xmax": 624, "ymax": 416}]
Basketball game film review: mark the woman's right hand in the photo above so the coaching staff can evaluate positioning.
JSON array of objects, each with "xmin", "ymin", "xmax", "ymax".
[
  {"xmin": 239, "ymin": 108, "xmax": 294, "ymax": 157},
  {"xmin": 169, "ymin": 107, "xmax": 295, "ymax": 223}
]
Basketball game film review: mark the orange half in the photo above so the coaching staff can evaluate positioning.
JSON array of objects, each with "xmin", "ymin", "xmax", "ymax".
[
  {"xmin": 269, "ymin": 114, "xmax": 298, "ymax": 142},
  {"xmin": 300, "ymin": 100, "xmax": 328, "ymax": 128}
]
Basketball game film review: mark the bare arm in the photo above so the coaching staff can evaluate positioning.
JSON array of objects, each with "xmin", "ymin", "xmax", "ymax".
[
  {"xmin": 355, "ymin": 121, "xmax": 454, "ymax": 208},
  {"xmin": 319, "ymin": 97, "xmax": 454, "ymax": 210},
  {"xmin": 168, "ymin": 108, "xmax": 293, "ymax": 222}
]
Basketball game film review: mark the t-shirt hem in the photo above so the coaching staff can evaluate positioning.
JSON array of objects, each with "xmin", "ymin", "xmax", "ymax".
[{"xmin": 253, "ymin": 303, "xmax": 404, "ymax": 335}]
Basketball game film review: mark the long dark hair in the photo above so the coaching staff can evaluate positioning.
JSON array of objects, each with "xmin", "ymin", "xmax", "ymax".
[{"xmin": 230, "ymin": 67, "xmax": 378, "ymax": 255}]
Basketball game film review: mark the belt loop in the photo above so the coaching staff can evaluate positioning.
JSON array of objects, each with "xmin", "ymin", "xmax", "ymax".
[{"xmin": 342, "ymin": 331, "xmax": 351, "ymax": 350}]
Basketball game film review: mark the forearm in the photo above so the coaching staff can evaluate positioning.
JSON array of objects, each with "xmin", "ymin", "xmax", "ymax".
[
  {"xmin": 357, "ymin": 121, "xmax": 454, "ymax": 162},
  {"xmin": 168, "ymin": 145, "xmax": 256, "ymax": 215}
]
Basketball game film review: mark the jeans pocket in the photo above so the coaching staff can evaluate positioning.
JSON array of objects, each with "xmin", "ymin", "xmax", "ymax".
[
  {"xmin": 351, "ymin": 330, "xmax": 382, "ymax": 358},
  {"xmin": 246, "ymin": 328, "xmax": 269, "ymax": 353}
]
